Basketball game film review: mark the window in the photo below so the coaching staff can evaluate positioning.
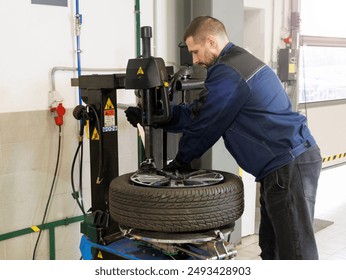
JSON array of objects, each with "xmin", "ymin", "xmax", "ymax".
[
  {"xmin": 299, "ymin": 0, "xmax": 346, "ymax": 103},
  {"xmin": 300, "ymin": 46, "xmax": 346, "ymax": 102}
]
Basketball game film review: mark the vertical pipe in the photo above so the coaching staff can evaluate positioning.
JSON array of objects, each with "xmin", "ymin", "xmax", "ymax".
[
  {"xmin": 290, "ymin": 0, "xmax": 300, "ymax": 50},
  {"xmin": 289, "ymin": 0, "xmax": 300, "ymax": 111},
  {"xmin": 75, "ymin": 0, "xmax": 82, "ymax": 105},
  {"xmin": 49, "ymin": 228, "xmax": 56, "ymax": 260},
  {"xmin": 135, "ymin": 0, "xmax": 141, "ymax": 58},
  {"xmin": 135, "ymin": 0, "xmax": 144, "ymax": 164}
]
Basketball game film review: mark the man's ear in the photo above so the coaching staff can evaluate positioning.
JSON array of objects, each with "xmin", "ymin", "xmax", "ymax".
[{"xmin": 206, "ymin": 35, "xmax": 217, "ymax": 49}]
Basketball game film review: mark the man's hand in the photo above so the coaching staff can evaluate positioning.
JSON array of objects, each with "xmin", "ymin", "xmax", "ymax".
[
  {"xmin": 164, "ymin": 158, "xmax": 194, "ymax": 173},
  {"xmin": 125, "ymin": 107, "xmax": 141, "ymax": 127}
]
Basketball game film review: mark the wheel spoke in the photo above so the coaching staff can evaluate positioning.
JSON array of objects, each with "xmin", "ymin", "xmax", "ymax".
[{"xmin": 130, "ymin": 170, "xmax": 224, "ymax": 187}]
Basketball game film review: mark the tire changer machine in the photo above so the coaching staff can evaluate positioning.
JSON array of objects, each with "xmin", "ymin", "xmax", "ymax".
[{"xmin": 72, "ymin": 27, "xmax": 243, "ymax": 260}]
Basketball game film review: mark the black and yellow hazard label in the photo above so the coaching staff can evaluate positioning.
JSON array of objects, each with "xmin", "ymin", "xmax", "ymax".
[
  {"xmin": 323, "ymin": 153, "xmax": 346, "ymax": 163},
  {"xmin": 91, "ymin": 127, "xmax": 100, "ymax": 140},
  {"xmin": 104, "ymin": 98, "xmax": 116, "ymax": 131},
  {"xmin": 92, "ymin": 248, "xmax": 127, "ymax": 260},
  {"xmin": 137, "ymin": 66, "xmax": 144, "ymax": 75},
  {"xmin": 97, "ymin": 251, "xmax": 103, "ymax": 259},
  {"xmin": 105, "ymin": 98, "xmax": 114, "ymax": 110}
]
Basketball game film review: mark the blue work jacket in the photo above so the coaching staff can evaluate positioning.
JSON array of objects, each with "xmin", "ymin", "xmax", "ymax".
[{"xmin": 164, "ymin": 43, "xmax": 316, "ymax": 181}]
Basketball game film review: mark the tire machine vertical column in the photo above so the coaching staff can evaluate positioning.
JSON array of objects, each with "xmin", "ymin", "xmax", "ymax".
[{"xmin": 72, "ymin": 74, "xmax": 126, "ymax": 248}]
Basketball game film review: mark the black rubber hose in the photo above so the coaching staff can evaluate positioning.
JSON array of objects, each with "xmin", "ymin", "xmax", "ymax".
[{"xmin": 32, "ymin": 126, "xmax": 62, "ymax": 260}]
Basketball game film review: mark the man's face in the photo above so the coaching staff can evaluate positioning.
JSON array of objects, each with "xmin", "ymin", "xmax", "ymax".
[{"xmin": 186, "ymin": 36, "xmax": 218, "ymax": 68}]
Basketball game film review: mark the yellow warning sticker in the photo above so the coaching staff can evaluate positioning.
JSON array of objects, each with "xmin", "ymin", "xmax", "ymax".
[
  {"xmin": 105, "ymin": 98, "xmax": 114, "ymax": 110},
  {"xmin": 31, "ymin": 226, "xmax": 40, "ymax": 232},
  {"xmin": 137, "ymin": 66, "xmax": 144, "ymax": 75},
  {"xmin": 91, "ymin": 127, "xmax": 100, "ymax": 140},
  {"xmin": 289, "ymin": 63, "xmax": 296, "ymax": 74},
  {"xmin": 97, "ymin": 251, "xmax": 103, "ymax": 259}
]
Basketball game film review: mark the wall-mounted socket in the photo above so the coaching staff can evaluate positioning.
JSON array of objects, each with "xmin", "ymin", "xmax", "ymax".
[{"xmin": 48, "ymin": 90, "xmax": 63, "ymax": 108}]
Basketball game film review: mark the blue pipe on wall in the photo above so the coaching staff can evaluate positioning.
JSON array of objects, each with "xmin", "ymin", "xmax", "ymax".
[{"xmin": 75, "ymin": 0, "xmax": 82, "ymax": 105}]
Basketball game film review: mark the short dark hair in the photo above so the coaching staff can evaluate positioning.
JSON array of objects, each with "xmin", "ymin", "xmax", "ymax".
[{"xmin": 183, "ymin": 16, "xmax": 228, "ymax": 43}]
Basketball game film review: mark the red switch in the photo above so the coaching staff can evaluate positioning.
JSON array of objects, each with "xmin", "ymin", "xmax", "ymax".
[{"xmin": 50, "ymin": 103, "xmax": 66, "ymax": 126}]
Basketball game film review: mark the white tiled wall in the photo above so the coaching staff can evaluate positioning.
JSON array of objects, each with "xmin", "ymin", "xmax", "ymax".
[{"xmin": 0, "ymin": 107, "xmax": 138, "ymax": 259}]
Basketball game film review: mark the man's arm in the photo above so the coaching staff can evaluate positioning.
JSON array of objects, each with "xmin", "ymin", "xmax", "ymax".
[{"xmin": 170, "ymin": 63, "xmax": 250, "ymax": 164}]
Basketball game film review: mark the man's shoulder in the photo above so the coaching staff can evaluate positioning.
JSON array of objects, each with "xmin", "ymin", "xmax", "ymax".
[{"xmin": 220, "ymin": 46, "xmax": 266, "ymax": 81}]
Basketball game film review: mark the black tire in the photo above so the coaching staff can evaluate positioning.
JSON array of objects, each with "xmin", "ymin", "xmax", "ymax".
[{"xmin": 109, "ymin": 171, "xmax": 244, "ymax": 233}]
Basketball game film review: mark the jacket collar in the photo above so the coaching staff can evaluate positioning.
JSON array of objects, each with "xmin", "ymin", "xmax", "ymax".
[
  {"xmin": 213, "ymin": 42, "xmax": 234, "ymax": 66},
  {"xmin": 220, "ymin": 42, "xmax": 234, "ymax": 57}
]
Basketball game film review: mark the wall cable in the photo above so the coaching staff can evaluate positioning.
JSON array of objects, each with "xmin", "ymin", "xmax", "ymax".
[{"xmin": 32, "ymin": 126, "xmax": 62, "ymax": 260}]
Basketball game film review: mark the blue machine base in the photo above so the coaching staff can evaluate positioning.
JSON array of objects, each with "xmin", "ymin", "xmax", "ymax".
[{"xmin": 79, "ymin": 235, "xmax": 191, "ymax": 260}]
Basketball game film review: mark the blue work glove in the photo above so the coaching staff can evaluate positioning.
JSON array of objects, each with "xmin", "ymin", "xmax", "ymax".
[{"xmin": 125, "ymin": 107, "xmax": 142, "ymax": 127}]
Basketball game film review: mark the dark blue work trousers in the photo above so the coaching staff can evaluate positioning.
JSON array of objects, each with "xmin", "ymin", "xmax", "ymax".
[{"xmin": 259, "ymin": 145, "xmax": 322, "ymax": 260}]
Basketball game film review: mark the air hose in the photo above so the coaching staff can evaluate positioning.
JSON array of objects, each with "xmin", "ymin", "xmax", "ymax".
[{"xmin": 71, "ymin": 105, "xmax": 103, "ymax": 216}]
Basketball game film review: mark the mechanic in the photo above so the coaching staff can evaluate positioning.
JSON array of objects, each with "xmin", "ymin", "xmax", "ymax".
[{"xmin": 125, "ymin": 16, "xmax": 322, "ymax": 260}]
